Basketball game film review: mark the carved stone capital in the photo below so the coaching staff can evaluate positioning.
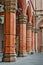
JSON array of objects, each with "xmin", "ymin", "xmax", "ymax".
[
  {"xmin": 18, "ymin": 14, "xmax": 27, "ymax": 24},
  {"xmin": 3, "ymin": 0, "xmax": 17, "ymax": 12},
  {"xmin": 27, "ymin": 22, "xmax": 32, "ymax": 30},
  {"xmin": 33, "ymin": 27, "xmax": 39, "ymax": 33}
]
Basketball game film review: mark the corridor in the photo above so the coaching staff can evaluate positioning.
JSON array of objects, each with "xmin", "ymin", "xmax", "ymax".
[{"xmin": 0, "ymin": 53, "xmax": 43, "ymax": 65}]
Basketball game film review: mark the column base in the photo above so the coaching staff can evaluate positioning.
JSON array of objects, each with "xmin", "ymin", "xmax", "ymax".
[
  {"xmin": 27, "ymin": 50, "xmax": 34, "ymax": 55},
  {"xmin": 29, "ymin": 50, "xmax": 34, "ymax": 54},
  {"xmin": 18, "ymin": 50, "xmax": 27, "ymax": 57},
  {"xmin": 2, "ymin": 53, "xmax": 17, "ymax": 62},
  {"xmin": 26, "ymin": 50, "xmax": 29, "ymax": 54}
]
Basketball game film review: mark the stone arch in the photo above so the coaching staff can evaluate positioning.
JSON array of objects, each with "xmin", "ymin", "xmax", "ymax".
[
  {"xmin": 36, "ymin": 16, "xmax": 43, "ymax": 28},
  {"xmin": 26, "ymin": 5, "xmax": 32, "ymax": 22},
  {"xmin": 26, "ymin": 2, "xmax": 34, "ymax": 27},
  {"xmin": 38, "ymin": 19, "xmax": 43, "ymax": 28}
]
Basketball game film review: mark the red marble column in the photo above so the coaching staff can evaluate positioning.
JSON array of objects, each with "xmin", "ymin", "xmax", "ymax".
[
  {"xmin": 16, "ymin": 16, "xmax": 20, "ymax": 56},
  {"xmin": 32, "ymin": 15, "xmax": 35, "ymax": 53},
  {"xmin": 37, "ymin": 28, "xmax": 42, "ymax": 52},
  {"xmin": 26, "ymin": 5, "xmax": 33, "ymax": 54},
  {"xmin": 18, "ymin": 0, "xmax": 27, "ymax": 56},
  {"xmin": 2, "ymin": 0, "xmax": 17, "ymax": 62},
  {"xmin": 32, "ymin": 29, "xmax": 35, "ymax": 52},
  {"xmin": 27, "ymin": 22, "xmax": 33, "ymax": 54}
]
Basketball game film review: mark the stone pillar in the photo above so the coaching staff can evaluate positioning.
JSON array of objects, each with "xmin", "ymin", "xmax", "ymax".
[
  {"xmin": 16, "ymin": 16, "xmax": 20, "ymax": 56},
  {"xmin": 37, "ymin": 28, "xmax": 41, "ymax": 52},
  {"xmin": 35, "ymin": 29, "xmax": 38, "ymax": 52},
  {"xmin": 33, "ymin": 28, "xmax": 38, "ymax": 52},
  {"xmin": 26, "ymin": 4, "xmax": 33, "ymax": 54},
  {"xmin": 18, "ymin": 0, "xmax": 27, "ymax": 56},
  {"xmin": 2, "ymin": 0, "xmax": 17, "ymax": 62},
  {"xmin": 19, "ymin": 14, "xmax": 27, "ymax": 56},
  {"xmin": 32, "ymin": 27, "xmax": 36, "ymax": 53},
  {"xmin": 26, "ymin": 22, "xmax": 33, "ymax": 54}
]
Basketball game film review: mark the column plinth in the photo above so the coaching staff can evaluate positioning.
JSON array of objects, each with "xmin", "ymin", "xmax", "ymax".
[
  {"xmin": 2, "ymin": 53, "xmax": 16, "ymax": 62},
  {"xmin": 16, "ymin": 16, "xmax": 20, "ymax": 56}
]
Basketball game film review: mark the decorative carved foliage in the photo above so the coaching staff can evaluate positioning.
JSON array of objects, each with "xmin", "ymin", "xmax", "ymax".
[{"xmin": 3, "ymin": 0, "xmax": 17, "ymax": 12}]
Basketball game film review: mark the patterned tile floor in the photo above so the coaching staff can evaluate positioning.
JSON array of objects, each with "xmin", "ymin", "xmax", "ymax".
[{"xmin": 0, "ymin": 52, "xmax": 43, "ymax": 65}]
